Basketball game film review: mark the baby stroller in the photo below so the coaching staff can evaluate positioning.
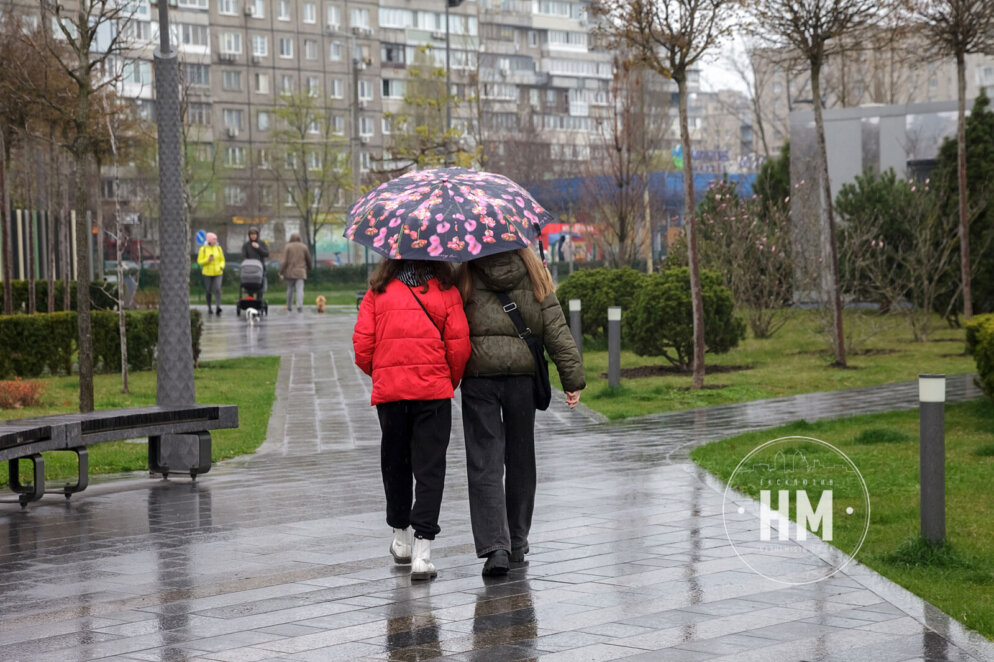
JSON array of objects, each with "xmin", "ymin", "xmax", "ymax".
[{"xmin": 236, "ymin": 259, "xmax": 269, "ymax": 318}]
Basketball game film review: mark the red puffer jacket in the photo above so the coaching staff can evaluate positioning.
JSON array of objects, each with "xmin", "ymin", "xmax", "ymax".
[{"xmin": 353, "ymin": 277, "xmax": 471, "ymax": 405}]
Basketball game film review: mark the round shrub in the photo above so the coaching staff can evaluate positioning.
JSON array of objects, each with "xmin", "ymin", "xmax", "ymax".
[
  {"xmin": 625, "ymin": 267, "xmax": 746, "ymax": 369},
  {"xmin": 556, "ymin": 267, "xmax": 647, "ymax": 339}
]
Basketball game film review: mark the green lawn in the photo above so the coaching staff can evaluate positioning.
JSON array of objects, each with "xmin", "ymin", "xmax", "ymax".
[
  {"xmin": 2, "ymin": 357, "xmax": 280, "ymax": 486},
  {"xmin": 690, "ymin": 399, "xmax": 994, "ymax": 640},
  {"xmin": 552, "ymin": 310, "xmax": 975, "ymax": 419}
]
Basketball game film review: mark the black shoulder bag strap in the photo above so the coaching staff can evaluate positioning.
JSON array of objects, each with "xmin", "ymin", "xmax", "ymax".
[
  {"xmin": 496, "ymin": 291, "xmax": 552, "ymax": 410},
  {"xmin": 495, "ymin": 291, "xmax": 531, "ymax": 340},
  {"xmin": 405, "ymin": 283, "xmax": 443, "ymax": 340}
]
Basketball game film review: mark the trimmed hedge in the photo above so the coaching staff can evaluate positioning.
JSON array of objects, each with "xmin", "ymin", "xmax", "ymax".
[
  {"xmin": 966, "ymin": 313, "xmax": 994, "ymax": 398},
  {"xmin": 625, "ymin": 267, "xmax": 746, "ymax": 370},
  {"xmin": 0, "ymin": 310, "xmax": 203, "ymax": 378},
  {"xmin": 0, "ymin": 280, "xmax": 117, "ymax": 313},
  {"xmin": 556, "ymin": 267, "xmax": 647, "ymax": 340}
]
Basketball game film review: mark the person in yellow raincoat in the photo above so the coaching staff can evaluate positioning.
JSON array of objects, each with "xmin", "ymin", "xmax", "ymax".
[{"xmin": 197, "ymin": 232, "xmax": 226, "ymax": 315}]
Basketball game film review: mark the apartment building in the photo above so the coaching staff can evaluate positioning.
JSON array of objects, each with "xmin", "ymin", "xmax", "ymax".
[{"xmin": 4, "ymin": 0, "xmax": 752, "ymax": 259}]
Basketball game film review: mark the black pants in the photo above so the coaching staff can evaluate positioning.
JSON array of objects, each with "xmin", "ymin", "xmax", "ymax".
[
  {"xmin": 461, "ymin": 376, "xmax": 536, "ymax": 557},
  {"xmin": 376, "ymin": 399, "xmax": 451, "ymax": 540}
]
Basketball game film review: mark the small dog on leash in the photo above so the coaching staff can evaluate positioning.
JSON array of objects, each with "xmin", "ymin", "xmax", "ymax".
[
  {"xmin": 245, "ymin": 307, "xmax": 260, "ymax": 324},
  {"xmin": 315, "ymin": 295, "xmax": 327, "ymax": 313}
]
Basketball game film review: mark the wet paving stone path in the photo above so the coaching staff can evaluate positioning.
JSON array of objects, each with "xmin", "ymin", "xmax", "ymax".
[{"xmin": 2, "ymin": 308, "xmax": 993, "ymax": 661}]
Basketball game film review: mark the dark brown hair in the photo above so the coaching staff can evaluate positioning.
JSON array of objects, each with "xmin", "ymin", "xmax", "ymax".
[{"xmin": 368, "ymin": 260, "xmax": 456, "ymax": 293}]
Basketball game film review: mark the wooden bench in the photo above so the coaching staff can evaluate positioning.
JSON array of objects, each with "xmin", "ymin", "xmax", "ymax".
[{"xmin": 0, "ymin": 404, "xmax": 238, "ymax": 507}]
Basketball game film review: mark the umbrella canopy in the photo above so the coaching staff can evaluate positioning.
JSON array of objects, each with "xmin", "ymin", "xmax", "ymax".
[{"xmin": 344, "ymin": 167, "xmax": 554, "ymax": 262}]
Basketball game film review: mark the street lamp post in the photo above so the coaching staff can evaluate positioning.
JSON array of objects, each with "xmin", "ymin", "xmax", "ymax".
[
  {"xmin": 444, "ymin": 0, "xmax": 464, "ymax": 166},
  {"xmin": 154, "ymin": 0, "xmax": 195, "ymax": 407}
]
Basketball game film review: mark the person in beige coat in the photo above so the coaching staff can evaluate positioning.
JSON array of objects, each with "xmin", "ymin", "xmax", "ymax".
[{"xmin": 280, "ymin": 233, "xmax": 313, "ymax": 312}]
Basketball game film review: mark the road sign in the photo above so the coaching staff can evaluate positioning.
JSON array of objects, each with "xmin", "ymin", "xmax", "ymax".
[{"xmin": 195, "ymin": 230, "xmax": 207, "ymax": 245}]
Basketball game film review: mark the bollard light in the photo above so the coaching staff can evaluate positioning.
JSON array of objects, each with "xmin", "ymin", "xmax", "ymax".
[
  {"xmin": 918, "ymin": 374, "xmax": 946, "ymax": 403},
  {"xmin": 919, "ymin": 373, "xmax": 946, "ymax": 544},
  {"xmin": 569, "ymin": 298, "xmax": 582, "ymax": 361},
  {"xmin": 608, "ymin": 306, "xmax": 621, "ymax": 388}
]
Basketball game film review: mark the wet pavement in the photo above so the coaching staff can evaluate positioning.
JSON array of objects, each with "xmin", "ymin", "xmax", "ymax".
[{"xmin": 2, "ymin": 306, "xmax": 993, "ymax": 661}]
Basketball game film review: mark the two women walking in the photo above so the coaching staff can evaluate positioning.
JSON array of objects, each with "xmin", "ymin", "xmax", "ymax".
[
  {"xmin": 347, "ymin": 166, "xmax": 584, "ymax": 581},
  {"xmin": 352, "ymin": 249, "xmax": 584, "ymax": 580}
]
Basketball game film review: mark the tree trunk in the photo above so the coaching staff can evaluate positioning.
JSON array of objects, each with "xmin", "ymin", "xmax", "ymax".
[
  {"xmin": 25, "ymin": 140, "xmax": 36, "ymax": 314},
  {"xmin": 811, "ymin": 62, "xmax": 847, "ymax": 367},
  {"xmin": 956, "ymin": 52, "xmax": 971, "ymax": 320},
  {"xmin": 47, "ymin": 128, "xmax": 56, "ymax": 313},
  {"xmin": 678, "ymin": 76, "xmax": 705, "ymax": 389},
  {"xmin": 61, "ymin": 152, "xmax": 71, "ymax": 312},
  {"xmin": 0, "ymin": 131, "xmax": 11, "ymax": 315},
  {"xmin": 73, "ymin": 108, "xmax": 95, "ymax": 412}
]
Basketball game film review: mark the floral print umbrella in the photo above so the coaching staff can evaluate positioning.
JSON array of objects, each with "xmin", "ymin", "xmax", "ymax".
[{"xmin": 344, "ymin": 167, "xmax": 554, "ymax": 262}]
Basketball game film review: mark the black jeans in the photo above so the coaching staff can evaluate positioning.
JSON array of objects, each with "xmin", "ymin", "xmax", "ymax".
[
  {"xmin": 376, "ymin": 399, "xmax": 451, "ymax": 540},
  {"xmin": 461, "ymin": 376, "xmax": 536, "ymax": 557}
]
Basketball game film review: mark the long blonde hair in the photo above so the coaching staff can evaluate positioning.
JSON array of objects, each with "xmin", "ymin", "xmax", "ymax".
[{"xmin": 458, "ymin": 248, "xmax": 555, "ymax": 302}]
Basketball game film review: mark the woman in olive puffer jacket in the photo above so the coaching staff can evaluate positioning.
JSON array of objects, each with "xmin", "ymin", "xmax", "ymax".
[{"xmin": 457, "ymin": 248, "xmax": 585, "ymax": 576}]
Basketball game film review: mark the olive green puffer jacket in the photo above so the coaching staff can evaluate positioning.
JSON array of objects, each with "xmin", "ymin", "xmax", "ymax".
[{"xmin": 462, "ymin": 252, "xmax": 585, "ymax": 392}]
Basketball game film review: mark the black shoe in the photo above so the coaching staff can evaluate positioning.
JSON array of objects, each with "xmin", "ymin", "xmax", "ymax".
[
  {"xmin": 215, "ymin": 308, "xmax": 222, "ymax": 315},
  {"xmin": 482, "ymin": 550, "xmax": 510, "ymax": 576},
  {"xmin": 510, "ymin": 546, "xmax": 528, "ymax": 563}
]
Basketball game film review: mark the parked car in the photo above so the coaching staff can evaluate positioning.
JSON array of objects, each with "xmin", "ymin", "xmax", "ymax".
[{"xmin": 103, "ymin": 260, "xmax": 140, "ymax": 283}]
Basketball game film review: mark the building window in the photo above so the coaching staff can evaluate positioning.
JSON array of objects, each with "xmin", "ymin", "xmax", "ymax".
[
  {"xmin": 304, "ymin": 39, "xmax": 317, "ymax": 60},
  {"xmin": 382, "ymin": 117, "xmax": 391, "ymax": 134},
  {"xmin": 381, "ymin": 78, "xmax": 405, "ymax": 98},
  {"xmin": 217, "ymin": 0, "xmax": 237, "ymax": 15},
  {"xmin": 528, "ymin": 30, "xmax": 537, "ymax": 47},
  {"xmin": 259, "ymin": 184, "xmax": 273, "ymax": 204},
  {"xmin": 329, "ymin": 78, "xmax": 344, "ymax": 98},
  {"xmin": 221, "ymin": 32, "xmax": 241, "ymax": 53},
  {"xmin": 185, "ymin": 102, "xmax": 211, "ymax": 125},
  {"xmin": 224, "ymin": 185, "xmax": 246, "ymax": 206},
  {"xmin": 257, "ymin": 148, "xmax": 271, "ymax": 168},
  {"xmin": 359, "ymin": 116, "xmax": 374, "ymax": 136},
  {"xmin": 351, "ymin": 8, "xmax": 369, "ymax": 28},
  {"xmin": 123, "ymin": 60, "xmax": 152, "ymax": 85},
  {"xmin": 332, "ymin": 114, "xmax": 345, "ymax": 133},
  {"xmin": 381, "ymin": 42, "xmax": 405, "ymax": 66},
  {"xmin": 307, "ymin": 152, "xmax": 321, "ymax": 170},
  {"xmin": 547, "ymin": 30, "xmax": 587, "ymax": 49},
  {"xmin": 278, "ymin": 0, "xmax": 290, "ymax": 20},
  {"xmin": 305, "ymin": 76, "xmax": 320, "ymax": 97},
  {"xmin": 279, "ymin": 37, "xmax": 293, "ymax": 59},
  {"xmin": 222, "ymin": 108, "xmax": 244, "ymax": 130},
  {"xmin": 302, "ymin": 2, "xmax": 316, "ymax": 23},
  {"xmin": 257, "ymin": 111, "xmax": 270, "ymax": 131},
  {"xmin": 250, "ymin": 0, "xmax": 264, "ymax": 17},
  {"xmin": 222, "ymin": 70, "xmax": 242, "ymax": 90},
  {"xmin": 330, "ymin": 41, "xmax": 343, "ymax": 61},
  {"xmin": 380, "ymin": 8, "xmax": 412, "ymax": 28},
  {"xmin": 326, "ymin": 5, "xmax": 340, "ymax": 28},
  {"xmin": 359, "ymin": 151, "xmax": 370, "ymax": 171},
  {"xmin": 183, "ymin": 63, "xmax": 210, "ymax": 86},
  {"xmin": 358, "ymin": 79, "xmax": 372, "ymax": 100},
  {"xmin": 252, "ymin": 34, "xmax": 267, "ymax": 57},
  {"xmin": 254, "ymin": 72, "xmax": 269, "ymax": 93},
  {"xmin": 178, "ymin": 0, "xmax": 208, "ymax": 8},
  {"xmin": 177, "ymin": 23, "xmax": 210, "ymax": 46},
  {"xmin": 226, "ymin": 146, "xmax": 246, "ymax": 167},
  {"xmin": 281, "ymin": 75, "xmax": 294, "ymax": 93}
]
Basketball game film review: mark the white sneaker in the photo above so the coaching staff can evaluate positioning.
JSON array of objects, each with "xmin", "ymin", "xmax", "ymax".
[
  {"xmin": 390, "ymin": 528, "xmax": 411, "ymax": 564},
  {"xmin": 410, "ymin": 537, "xmax": 437, "ymax": 581}
]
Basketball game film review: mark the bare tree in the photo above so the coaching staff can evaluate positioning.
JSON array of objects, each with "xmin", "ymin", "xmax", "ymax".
[
  {"xmin": 909, "ymin": 0, "xmax": 994, "ymax": 320},
  {"xmin": 751, "ymin": 0, "xmax": 884, "ymax": 367},
  {"xmin": 32, "ymin": 0, "xmax": 140, "ymax": 412},
  {"xmin": 266, "ymin": 91, "xmax": 351, "ymax": 258},
  {"xmin": 583, "ymin": 59, "xmax": 666, "ymax": 268},
  {"xmin": 592, "ymin": 0, "xmax": 738, "ymax": 388}
]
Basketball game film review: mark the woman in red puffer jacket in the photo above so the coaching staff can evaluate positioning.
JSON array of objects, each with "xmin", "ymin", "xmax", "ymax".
[{"xmin": 352, "ymin": 259, "xmax": 471, "ymax": 581}]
